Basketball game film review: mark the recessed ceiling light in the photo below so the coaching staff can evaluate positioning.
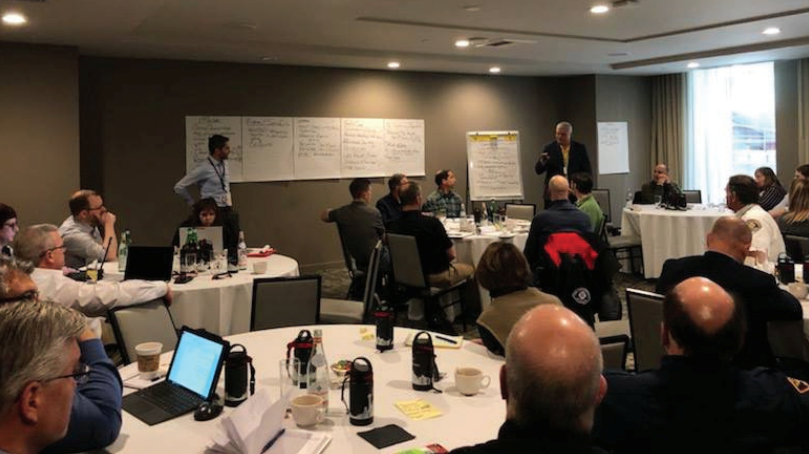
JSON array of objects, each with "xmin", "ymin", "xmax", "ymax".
[
  {"xmin": 590, "ymin": 5, "xmax": 610, "ymax": 14},
  {"xmin": 2, "ymin": 12, "xmax": 27, "ymax": 26},
  {"xmin": 463, "ymin": 5, "xmax": 482, "ymax": 12},
  {"xmin": 687, "ymin": 62, "xmax": 700, "ymax": 69},
  {"xmin": 762, "ymin": 27, "xmax": 781, "ymax": 35},
  {"xmin": 260, "ymin": 56, "xmax": 278, "ymax": 62},
  {"xmin": 489, "ymin": 66, "xmax": 501, "ymax": 74},
  {"xmin": 455, "ymin": 39, "xmax": 470, "ymax": 48},
  {"xmin": 387, "ymin": 61, "xmax": 400, "ymax": 69}
]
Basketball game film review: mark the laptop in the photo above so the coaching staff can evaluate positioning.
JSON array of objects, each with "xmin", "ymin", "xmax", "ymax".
[
  {"xmin": 123, "ymin": 326, "xmax": 229, "ymax": 426},
  {"xmin": 124, "ymin": 246, "xmax": 174, "ymax": 281},
  {"xmin": 178, "ymin": 226, "xmax": 224, "ymax": 253}
]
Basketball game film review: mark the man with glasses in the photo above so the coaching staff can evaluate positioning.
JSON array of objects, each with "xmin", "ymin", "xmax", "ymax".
[
  {"xmin": 0, "ymin": 299, "xmax": 121, "ymax": 454},
  {"xmin": 0, "ymin": 203, "xmax": 19, "ymax": 257},
  {"xmin": 58, "ymin": 190, "xmax": 118, "ymax": 270},
  {"xmin": 13, "ymin": 225, "xmax": 170, "ymax": 316}
]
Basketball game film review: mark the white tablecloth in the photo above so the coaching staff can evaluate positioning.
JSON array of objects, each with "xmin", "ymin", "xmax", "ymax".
[
  {"xmin": 107, "ymin": 254, "xmax": 299, "ymax": 336},
  {"xmin": 108, "ymin": 325, "xmax": 505, "ymax": 454},
  {"xmin": 621, "ymin": 205, "xmax": 731, "ymax": 279},
  {"xmin": 452, "ymin": 232, "xmax": 528, "ymax": 310}
]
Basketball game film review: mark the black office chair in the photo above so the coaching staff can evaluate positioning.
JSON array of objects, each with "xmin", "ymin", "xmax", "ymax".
[
  {"xmin": 683, "ymin": 189, "xmax": 702, "ymax": 204},
  {"xmin": 335, "ymin": 224, "xmax": 366, "ymax": 300}
]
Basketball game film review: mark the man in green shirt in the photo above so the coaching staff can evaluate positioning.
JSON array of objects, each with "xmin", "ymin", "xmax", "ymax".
[{"xmin": 571, "ymin": 172, "xmax": 603, "ymax": 233}]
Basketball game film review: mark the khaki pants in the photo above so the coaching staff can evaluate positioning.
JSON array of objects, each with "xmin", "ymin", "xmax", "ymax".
[{"xmin": 428, "ymin": 262, "xmax": 475, "ymax": 288}]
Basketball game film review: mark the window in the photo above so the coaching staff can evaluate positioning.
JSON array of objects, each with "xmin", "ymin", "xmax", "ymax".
[{"xmin": 686, "ymin": 62, "xmax": 776, "ymax": 204}]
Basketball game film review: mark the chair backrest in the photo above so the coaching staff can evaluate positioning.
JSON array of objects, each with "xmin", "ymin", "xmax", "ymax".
[
  {"xmin": 768, "ymin": 320, "xmax": 809, "ymax": 362},
  {"xmin": 600, "ymin": 334, "xmax": 629, "ymax": 370},
  {"xmin": 626, "ymin": 288, "xmax": 665, "ymax": 372},
  {"xmin": 784, "ymin": 235, "xmax": 809, "ymax": 262},
  {"xmin": 597, "ymin": 213, "xmax": 608, "ymax": 242},
  {"xmin": 504, "ymin": 203, "xmax": 536, "ymax": 221},
  {"xmin": 387, "ymin": 233, "xmax": 428, "ymax": 289},
  {"xmin": 107, "ymin": 299, "xmax": 178, "ymax": 365},
  {"xmin": 251, "ymin": 275, "xmax": 321, "ymax": 331},
  {"xmin": 336, "ymin": 224, "xmax": 362, "ymax": 276},
  {"xmin": 591, "ymin": 188, "xmax": 611, "ymax": 223},
  {"xmin": 683, "ymin": 189, "xmax": 702, "ymax": 204}
]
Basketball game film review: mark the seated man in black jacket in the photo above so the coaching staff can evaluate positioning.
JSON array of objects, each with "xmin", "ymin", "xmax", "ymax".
[
  {"xmin": 656, "ymin": 216, "xmax": 801, "ymax": 370},
  {"xmin": 593, "ymin": 277, "xmax": 809, "ymax": 454},
  {"xmin": 638, "ymin": 164, "xmax": 684, "ymax": 206}
]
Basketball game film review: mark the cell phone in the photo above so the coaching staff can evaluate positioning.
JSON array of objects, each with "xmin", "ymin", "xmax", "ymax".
[{"xmin": 173, "ymin": 274, "xmax": 194, "ymax": 284}]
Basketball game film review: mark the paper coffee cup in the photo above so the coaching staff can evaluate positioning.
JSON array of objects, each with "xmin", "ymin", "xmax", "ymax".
[
  {"xmin": 253, "ymin": 261, "xmax": 268, "ymax": 274},
  {"xmin": 290, "ymin": 394, "xmax": 325, "ymax": 426},
  {"xmin": 135, "ymin": 342, "xmax": 163, "ymax": 380},
  {"xmin": 455, "ymin": 367, "xmax": 491, "ymax": 396}
]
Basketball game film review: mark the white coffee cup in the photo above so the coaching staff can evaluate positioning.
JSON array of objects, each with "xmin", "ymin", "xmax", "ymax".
[
  {"xmin": 455, "ymin": 367, "xmax": 491, "ymax": 396},
  {"xmin": 135, "ymin": 342, "xmax": 163, "ymax": 380},
  {"xmin": 290, "ymin": 394, "xmax": 326, "ymax": 426},
  {"xmin": 252, "ymin": 261, "xmax": 268, "ymax": 274}
]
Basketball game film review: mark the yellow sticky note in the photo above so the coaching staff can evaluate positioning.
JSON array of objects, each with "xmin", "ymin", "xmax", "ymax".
[
  {"xmin": 359, "ymin": 326, "xmax": 375, "ymax": 341},
  {"xmin": 395, "ymin": 399, "xmax": 443, "ymax": 420}
]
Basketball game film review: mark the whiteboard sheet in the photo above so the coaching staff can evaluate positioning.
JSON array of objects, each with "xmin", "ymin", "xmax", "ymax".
[
  {"xmin": 467, "ymin": 131, "xmax": 524, "ymax": 201},
  {"xmin": 294, "ymin": 117, "xmax": 342, "ymax": 180},
  {"xmin": 597, "ymin": 122, "xmax": 630, "ymax": 175},
  {"xmin": 185, "ymin": 116, "xmax": 425, "ymax": 182},
  {"xmin": 242, "ymin": 117, "xmax": 294, "ymax": 181},
  {"xmin": 185, "ymin": 116, "xmax": 244, "ymax": 182}
]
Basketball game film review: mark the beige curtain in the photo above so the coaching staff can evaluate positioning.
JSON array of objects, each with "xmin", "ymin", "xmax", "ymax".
[
  {"xmin": 799, "ymin": 59, "xmax": 809, "ymax": 164},
  {"xmin": 650, "ymin": 74, "xmax": 686, "ymax": 182}
]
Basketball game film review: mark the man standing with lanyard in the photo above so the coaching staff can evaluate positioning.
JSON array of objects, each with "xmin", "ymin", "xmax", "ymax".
[{"xmin": 174, "ymin": 134, "xmax": 240, "ymax": 259}]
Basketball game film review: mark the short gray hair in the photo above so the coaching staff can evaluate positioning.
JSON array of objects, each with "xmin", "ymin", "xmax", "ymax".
[
  {"xmin": 0, "ymin": 255, "xmax": 34, "ymax": 300},
  {"xmin": 505, "ymin": 326, "xmax": 602, "ymax": 432},
  {"xmin": 556, "ymin": 121, "xmax": 573, "ymax": 134},
  {"xmin": 13, "ymin": 224, "xmax": 59, "ymax": 265},
  {"xmin": 0, "ymin": 300, "xmax": 86, "ymax": 412}
]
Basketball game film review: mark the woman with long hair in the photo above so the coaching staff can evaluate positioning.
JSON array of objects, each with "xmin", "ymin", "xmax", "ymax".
[
  {"xmin": 778, "ymin": 179, "xmax": 809, "ymax": 237},
  {"xmin": 754, "ymin": 167, "xmax": 787, "ymax": 212}
]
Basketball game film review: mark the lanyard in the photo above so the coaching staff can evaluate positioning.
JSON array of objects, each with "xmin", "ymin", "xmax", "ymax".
[{"xmin": 208, "ymin": 157, "xmax": 227, "ymax": 191}]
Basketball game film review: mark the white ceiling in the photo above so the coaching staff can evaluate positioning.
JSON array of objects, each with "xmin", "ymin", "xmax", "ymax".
[{"xmin": 2, "ymin": 0, "xmax": 809, "ymax": 76}]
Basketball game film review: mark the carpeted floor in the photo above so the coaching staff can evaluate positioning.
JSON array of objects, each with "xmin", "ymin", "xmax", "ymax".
[{"xmin": 317, "ymin": 267, "xmax": 656, "ymax": 339}]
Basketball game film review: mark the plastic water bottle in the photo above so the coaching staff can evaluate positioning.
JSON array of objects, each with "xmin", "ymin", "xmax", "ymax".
[
  {"xmin": 117, "ymin": 229, "xmax": 130, "ymax": 272},
  {"xmin": 307, "ymin": 329, "xmax": 330, "ymax": 410},
  {"xmin": 459, "ymin": 203, "xmax": 466, "ymax": 219},
  {"xmin": 625, "ymin": 189, "xmax": 634, "ymax": 208},
  {"xmin": 237, "ymin": 231, "xmax": 248, "ymax": 270}
]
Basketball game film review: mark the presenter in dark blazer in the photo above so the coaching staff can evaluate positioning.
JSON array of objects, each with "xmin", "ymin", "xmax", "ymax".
[
  {"xmin": 655, "ymin": 216, "xmax": 802, "ymax": 370},
  {"xmin": 535, "ymin": 121, "xmax": 592, "ymax": 207}
]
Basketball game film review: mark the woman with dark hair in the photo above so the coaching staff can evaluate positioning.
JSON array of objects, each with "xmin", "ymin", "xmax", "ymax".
[
  {"xmin": 171, "ymin": 198, "xmax": 223, "ymax": 247},
  {"xmin": 777, "ymin": 179, "xmax": 809, "ymax": 237},
  {"xmin": 754, "ymin": 167, "xmax": 787, "ymax": 212},
  {"xmin": 0, "ymin": 204, "xmax": 19, "ymax": 256},
  {"xmin": 475, "ymin": 242, "xmax": 561, "ymax": 356}
]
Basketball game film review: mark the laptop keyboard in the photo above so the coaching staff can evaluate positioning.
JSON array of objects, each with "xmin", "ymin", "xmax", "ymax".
[{"xmin": 139, "ymin": 381, "xmax": 202, "ymax": 414}]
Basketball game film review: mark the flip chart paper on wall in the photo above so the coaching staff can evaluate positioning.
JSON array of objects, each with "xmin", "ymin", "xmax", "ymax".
[
  {"xmin": 467, "ymin": 131, "xmax": 524, "ymax": 201},
  {"xmin": 186, "ymin": 116, "xmax": 244, "ymax": 182},
  {"xmin": 597, "ymin": 122, "xmax": 630, "ymax": 175},
  {"xmin": 185, "ymin": 116, "xmax": 425, "ymax": 181}
]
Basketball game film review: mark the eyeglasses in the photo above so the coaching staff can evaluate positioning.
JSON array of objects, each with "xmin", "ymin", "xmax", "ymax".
[
  {"xmin": 2, "ymin": 221, "xmax": 16, "ymax": 229},
  {"xmin": 46, "ymin": 363, "xmax": 91, "ymax": 385},
  {"xmin": 0, "ymin": 290, "xmax": 39, "ymax": 304},
  {"xmin": 87, "ymin": 205, "xmax": 106, "ymax": 212},
  {"xmin": 40, "ymin": 244, "xmax": 67, "ymax": 258}
]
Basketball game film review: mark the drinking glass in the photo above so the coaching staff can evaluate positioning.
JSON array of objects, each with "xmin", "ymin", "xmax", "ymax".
[
  {"xmin": 278, "ymin": 358, "xmax": 303, "ymax": 406},
  {"xmin": 436, "ymin": 208, "xmax": 447, "ymax": 223},
  {"xmin": 181, "ymin": 253, "xmax": 196, "ymax": 274}
]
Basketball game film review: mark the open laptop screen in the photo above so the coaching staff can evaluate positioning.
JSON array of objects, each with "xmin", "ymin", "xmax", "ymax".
[{"xmin": 167, "ymin": 329, "xmax": 226, "ymax": 398}]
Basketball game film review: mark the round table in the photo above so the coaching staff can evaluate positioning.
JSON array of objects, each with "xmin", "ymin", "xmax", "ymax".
[
  {"xmin": 107, "ymin": 254, "xmax": 299, "ymax": 336},
  {"xmin": 110, "ymin": 325, "xmax": 506, "ymax": 454},
  {"xmin": 621, "ymin": 204, "xmax": 731, "ymax": 278}
]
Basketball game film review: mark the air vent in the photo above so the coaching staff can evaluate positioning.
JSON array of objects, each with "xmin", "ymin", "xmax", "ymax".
[
  {"xmin": 474, "ymin": 37, "xmax": 537, "ymax": 48},
  {"xmin": 612, "ymin": 0, "xmax": 639, "ymax": 7}
]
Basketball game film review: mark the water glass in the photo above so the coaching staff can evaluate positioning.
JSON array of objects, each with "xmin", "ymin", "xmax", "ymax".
[{"xmin": 278, "ymin": 358, "xmax": 303, "ymax": 406}]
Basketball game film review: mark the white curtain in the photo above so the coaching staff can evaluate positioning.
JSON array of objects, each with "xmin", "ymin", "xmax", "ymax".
[{"xmin": 686, "ymin": 68, "xmax": 734, "ymax": 204}]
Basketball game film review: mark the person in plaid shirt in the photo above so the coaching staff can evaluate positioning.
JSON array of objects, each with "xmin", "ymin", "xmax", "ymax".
[{"xmin": 423, "ymin": 169, "xmax": 463, "ymax": 218}]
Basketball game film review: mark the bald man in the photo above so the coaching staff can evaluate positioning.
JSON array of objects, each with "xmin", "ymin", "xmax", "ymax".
[
  {"xmin": 656, "ymin": 216, "xmax": 801, "ymax": 369},
  {"xmin": 594, "ymin": 277, "xmax": 809, "ymax": 453},
  {"xmin": 523, "ymin": 175, "xmax": 592, "ymax": 270},
  {"xmin": 535, "ymin": 121, "xmax": 592, "ymax": 208},
  {"xmin": 451, "ymin": 305, "xmax": 607, "ymax": 454},
  {"xmin": 638, "ymin": 164, "xmax": 683, "ymax": 205}
]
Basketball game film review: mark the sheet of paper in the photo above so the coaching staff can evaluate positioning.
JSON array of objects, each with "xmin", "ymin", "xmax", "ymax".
[{"xmin": 394, "ymin": 399, "xmax": 443, "ymax": 420}]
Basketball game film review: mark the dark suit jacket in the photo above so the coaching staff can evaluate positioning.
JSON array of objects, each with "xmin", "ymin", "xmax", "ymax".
[
  {"xmin": 656, "ymin": 251, "xmax": 802, "ymax": 369},
  {"xmin": 535, "ymin": 140, "xmax": 592, "ymax": 185}
]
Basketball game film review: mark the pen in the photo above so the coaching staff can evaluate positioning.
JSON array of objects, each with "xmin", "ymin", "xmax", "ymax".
[
  {"xmin": 436, "ymin": 335, "xmax": 458, "ymax": 345},
  {"xmin": 260, "ymin": 428, "xmax": 285, "ymax": 454}
]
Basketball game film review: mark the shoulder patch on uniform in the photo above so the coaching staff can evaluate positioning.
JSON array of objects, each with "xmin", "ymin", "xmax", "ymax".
[
  {"xmin": 787, "ymin": 376, "xmax": 809, "ymax": 394},
  {"xmin": 745, "ymin": 219, "xmax": 762, "ymax": 233}
]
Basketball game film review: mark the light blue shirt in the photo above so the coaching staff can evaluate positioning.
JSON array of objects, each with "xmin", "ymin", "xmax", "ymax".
[
  {"xmin": 173, "ymin": 157, "xmax": 232, "ymax": 208},
  {"xmin": 59, "ymin": 216, "xmax": 104, "ymax": 270}
]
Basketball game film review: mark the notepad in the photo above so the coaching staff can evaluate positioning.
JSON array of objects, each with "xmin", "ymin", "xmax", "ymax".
[
  {"xmin": 404, "ymin": 332, "xmax": 463, "ymax": 349},
  {"xmin": 394, "ymin": 399, "xmax": 443, "ymax": 421}
]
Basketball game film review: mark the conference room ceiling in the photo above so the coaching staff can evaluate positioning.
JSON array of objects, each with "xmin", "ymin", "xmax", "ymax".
[{"xmin": 2, "ymin": 0, "xmax": 809, "ymax": 76}]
